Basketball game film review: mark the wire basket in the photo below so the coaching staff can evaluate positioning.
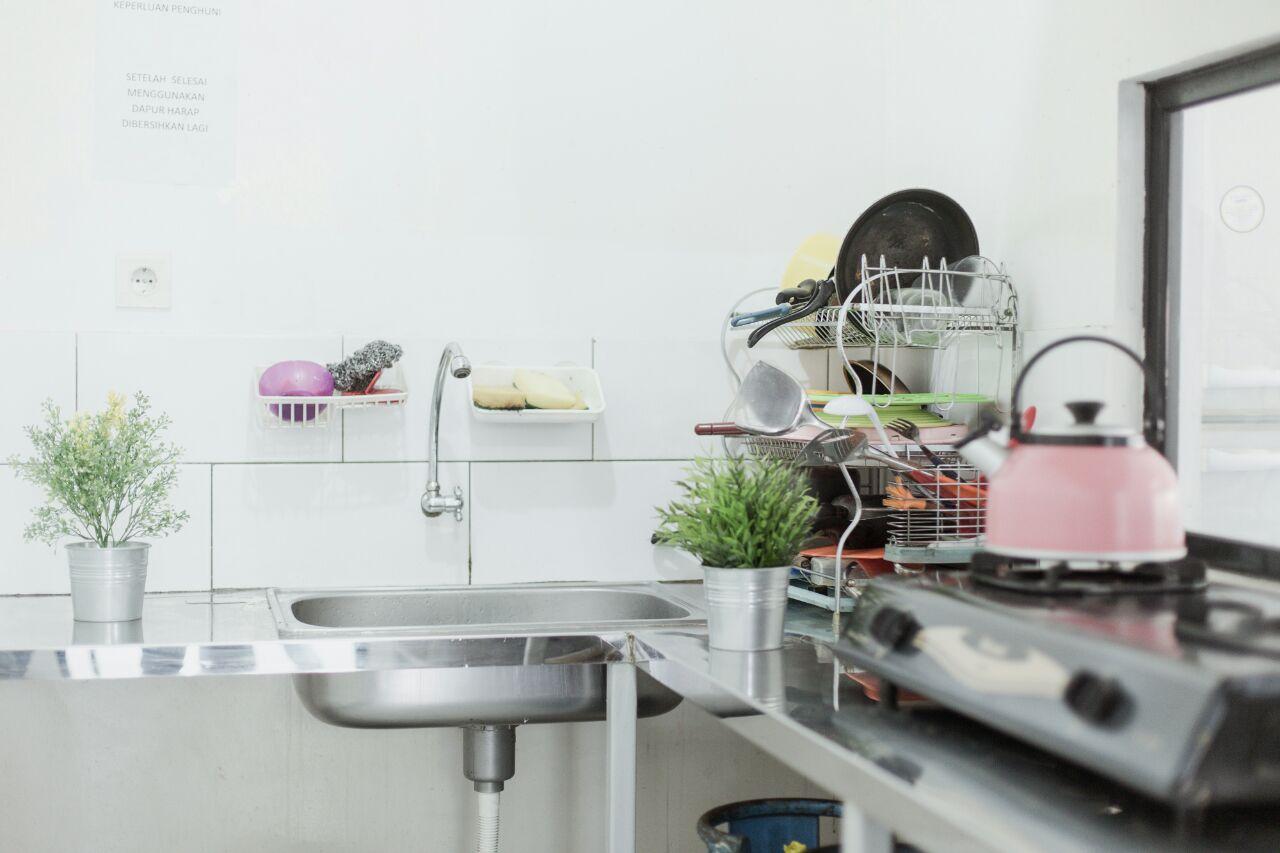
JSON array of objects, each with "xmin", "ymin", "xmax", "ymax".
[
  {"xmin": 852, "ymin": 256, "xmax": 1017, "ymax": 350},
  {"xmin": 255, "ymin": 365, "xmax": 408, "ymax": 430},
  {"xmin": 741, "ymin": 256, "xmax": 1018, "ymax": 351},
  {"xmin": 883, "ymin": 455, "xmax": 986, "ymax": 564},
  {"xmin": 738, "ymin": 430, "xmax": 868, "ymax": 466}
]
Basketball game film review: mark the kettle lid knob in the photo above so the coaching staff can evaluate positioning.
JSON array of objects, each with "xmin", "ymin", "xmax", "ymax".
[{"xmin": 1065, "ymin": 400, "xmax": 1105, "ymax": 425}]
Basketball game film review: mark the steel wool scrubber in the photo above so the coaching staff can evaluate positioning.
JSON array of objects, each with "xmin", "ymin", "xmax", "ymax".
[{"xmin": 327, "ymin": 340, "xmax": 404, "ymax": 392}]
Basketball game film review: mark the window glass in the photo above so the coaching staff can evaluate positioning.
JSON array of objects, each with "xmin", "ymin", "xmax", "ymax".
[{"xmin": 1172, "ymin": 82, "xmax": 1280, "ymax": 546}]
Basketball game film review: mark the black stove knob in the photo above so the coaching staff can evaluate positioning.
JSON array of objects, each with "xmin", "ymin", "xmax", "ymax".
[
  {"xmin": 869, "ymin": 607, "xmax": 921, "ymax": 651},
  {"xmin": 1063, "ymin": 671, "xmax": 1128, "ymax": 727}
]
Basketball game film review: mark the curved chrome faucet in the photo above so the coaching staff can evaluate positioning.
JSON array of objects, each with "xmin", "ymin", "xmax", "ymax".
[{"xmin": 422, "ymin": 342, "xmax": 471, "ymax": 521}]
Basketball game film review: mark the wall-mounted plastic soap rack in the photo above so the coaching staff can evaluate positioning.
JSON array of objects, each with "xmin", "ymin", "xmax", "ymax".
[
  {"xmin": 467, "ymin": 364, "xmax": 606, "ymax": 424},
  {"xmin": 255, "ymin": 365, "xmax": 408, "ymax": 430}
]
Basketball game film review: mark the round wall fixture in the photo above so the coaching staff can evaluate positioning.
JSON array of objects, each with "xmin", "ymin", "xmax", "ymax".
[{"xmin": 1220, "ymin": 185, "xmax": 1265, "ymax": 233}]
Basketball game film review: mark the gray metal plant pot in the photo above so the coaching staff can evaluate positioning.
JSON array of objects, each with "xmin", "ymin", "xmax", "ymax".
[
  {"xmin": 66, "ymin": 542, "xmax": 150, "ymax": 623},
  {"xmin": 703, "ymin": 565, "xmax": 790, "ymax": 651}
]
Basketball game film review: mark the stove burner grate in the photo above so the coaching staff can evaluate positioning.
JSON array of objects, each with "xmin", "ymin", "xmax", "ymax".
[
  {"xmin": 970, "ymin": 552, "xmax": 1207, "ymax": 596},
  {"xmin": 1175, "ymin": 598, "xmax": 1280, "ymax": 660}
]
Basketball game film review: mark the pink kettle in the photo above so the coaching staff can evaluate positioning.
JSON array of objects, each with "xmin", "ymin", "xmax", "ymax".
[{"xmin": 957, "ymin": 335, "xmax": 1186, "ymax": 563}]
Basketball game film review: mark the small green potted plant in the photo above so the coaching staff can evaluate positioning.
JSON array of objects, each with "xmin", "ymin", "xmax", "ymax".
[
  {"xmin": 10, "ymin": 393, "xmax": 188, "ymax": 622},
  {"xmin": 656, "ymin": 455, "xmax": 815, "ymax": 651}
]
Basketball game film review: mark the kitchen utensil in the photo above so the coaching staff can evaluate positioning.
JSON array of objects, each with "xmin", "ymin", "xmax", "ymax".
[
  {"xmin": 694, "ymin": 422, "xmax": 746, "ymax": 436},
  {"xmin": 887, "ymin": 418, "xmax": 948, "ymax": 468},
  {"xmin": 955, "ymin": 335, "xmax": 1185, "ymax": 562},
  {"xmin": 822, "ymin": 394, "xmax": 897, "ymax": 455},
  {"xmin": 841, "ymin": 359, "xmax": 910, "ymax": 396},
  {"xmin": 722, "ymin": 361, "xmax": 831, "ymax": 436},
  {"xmin": 885, "ymin": 476, "xmax": 927, "ymax": 510},
  {"xmin": 747, "ymin": 278, "xmax": 835, "ymax": 348},
  {"xmin": 836, "ymin": 189, "xmax": 980, "ymax": 303},
  {"xmin": 864, "ymin": 446, "xmax": 987, "ymax": 508},
  {"xmin": 776, "ymin": 279, "xmax": 818, "ymax": 305},
  {"xmin": 729, "ymin": 303, "xmax": 792, "ymax": 328}
]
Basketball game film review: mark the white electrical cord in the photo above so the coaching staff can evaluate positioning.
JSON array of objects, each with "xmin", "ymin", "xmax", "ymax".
[
  {"xmin": 832, "ymin": 277, "xmax": 899, "ymax": 460},
  {"xmin": 830, "ymin": 460, "xmax": 863, "ymax": 633},
  {"xmin": 476, "ymin": 790, "xmax": 500, "ymax": 853}
]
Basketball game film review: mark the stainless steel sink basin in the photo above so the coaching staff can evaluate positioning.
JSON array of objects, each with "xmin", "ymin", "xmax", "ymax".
[{"xmin": 267, "ymin": 583, "xmax": 704, "ymax": 728}]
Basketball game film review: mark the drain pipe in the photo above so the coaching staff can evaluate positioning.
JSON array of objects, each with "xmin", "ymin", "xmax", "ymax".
[{"xmin": 463, "ymin": 725, "xmax": 516, "ymax": 853}]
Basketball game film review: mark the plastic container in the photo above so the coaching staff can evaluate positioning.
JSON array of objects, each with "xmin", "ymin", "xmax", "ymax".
[
  {"xmin": 254, "ymin": 364, "xmax": 408, "ymax": 429},
  {"xmin": 467, "ymin": 364, "xmax": 605, "ymax": 423}
]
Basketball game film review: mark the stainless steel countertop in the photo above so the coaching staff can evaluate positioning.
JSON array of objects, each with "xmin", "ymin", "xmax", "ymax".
[{"xmin": 0, "ymin": 586, "xmax": 1275, "ymax": 851}]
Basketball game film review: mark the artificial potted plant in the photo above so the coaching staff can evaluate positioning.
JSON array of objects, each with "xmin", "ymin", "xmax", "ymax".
[
  {"xmin": 657, "ymin": 455, "xmax": 816, "ymax": 651},
  {"xmin": 10, "ymin": 393, "xmax": 188, "ymax": 622}
]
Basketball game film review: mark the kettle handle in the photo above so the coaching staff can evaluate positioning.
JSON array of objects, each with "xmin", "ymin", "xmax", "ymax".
[{"xmin": 1010, "ymin": 335, "xmax": 1160, "ymax": 444}]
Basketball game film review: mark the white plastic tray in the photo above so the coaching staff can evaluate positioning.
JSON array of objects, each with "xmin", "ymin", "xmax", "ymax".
[{"xmin": 467, "ymin": 364, "xmax": 605, "ymax": 423}]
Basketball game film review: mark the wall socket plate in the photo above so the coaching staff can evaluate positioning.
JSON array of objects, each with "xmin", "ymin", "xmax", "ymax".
[{"xmin": 115, "ymin": 255, "xmax": 172, "ymax": 309}]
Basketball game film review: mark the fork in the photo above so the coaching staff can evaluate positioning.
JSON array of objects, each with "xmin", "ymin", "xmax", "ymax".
[{"xmin": 886, "ymin": 418, "xmax": 948, "ymax": 468}]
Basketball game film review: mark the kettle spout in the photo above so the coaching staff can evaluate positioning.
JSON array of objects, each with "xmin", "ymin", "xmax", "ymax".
[{"xmin": 956, "ymin": 435, "xmax": 1010, "ymax": 476}]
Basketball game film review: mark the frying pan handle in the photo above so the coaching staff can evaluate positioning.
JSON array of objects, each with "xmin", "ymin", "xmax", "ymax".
[
  {"xmin": 1010, "ymin": 335, "xmax": 1160, "ymax": 444},
  {"xmin": 694, "ymin": 422, "xmax": 746, "ymax": 436},
  {"xmin": 730, "ymin": 304, "xmax": 791, "ymax": 328},
  {"xmin": 776, "ymin": 281, "xmax": 816, "ymax": 305},
  {"xmin": 747, "ymin": 278, "xmax": 835, "ymax": 348}
]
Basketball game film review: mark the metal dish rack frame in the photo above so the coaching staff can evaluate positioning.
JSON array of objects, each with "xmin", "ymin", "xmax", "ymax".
[
  {"xmin": 719, "ymin": 255, "xmax": 1016, "ymax": 617},
  {"xmin": 745, "ymin": 256, "xmax": 1018, "ymax": 352},
  {"xmin": 776, "ymin": 444, "xmax": 987, "ymax": 613}
]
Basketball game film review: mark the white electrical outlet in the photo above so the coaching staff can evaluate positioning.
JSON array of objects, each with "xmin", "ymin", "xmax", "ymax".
[{"xmin": 115, "ymin": 255, "xmax": 172, "ymax": 309}]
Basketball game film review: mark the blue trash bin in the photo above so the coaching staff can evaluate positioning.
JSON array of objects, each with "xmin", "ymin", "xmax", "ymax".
[{"xmin": 697, "ymin": 798, "xmax": 841, "ymax": 852}]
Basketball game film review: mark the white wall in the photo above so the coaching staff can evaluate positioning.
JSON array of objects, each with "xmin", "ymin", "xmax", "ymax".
[{"xmin": 6, "ymin": 1, "xmax": 1280, "ymax": 849}]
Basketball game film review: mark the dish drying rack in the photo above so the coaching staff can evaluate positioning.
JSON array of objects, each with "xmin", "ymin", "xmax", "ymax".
[
  {"xmin": 714, "ymin": 255, "xmax": 1016, "ymax": 620},
  {"xmin": 255, "ymin": 365, "xmax": 408, "ymax": 430},
  {"xmin": 731, "ymin": 255, "xmax": 1018, "ymax": 352}
]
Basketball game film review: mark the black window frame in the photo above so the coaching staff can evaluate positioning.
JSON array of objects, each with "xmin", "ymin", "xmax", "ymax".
[{"xmin": 1143, "ymin": 42, "xmax": 1280, "ymax": 576}]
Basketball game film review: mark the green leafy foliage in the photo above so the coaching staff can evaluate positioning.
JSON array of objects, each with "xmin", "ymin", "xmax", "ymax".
[
  {"xmin": 9, "ymin": 393, "xmax": 189, "ymax": 548},
  {"xmin": 655, "ymin": 455, "xmax": 816, "ymax": 569}
]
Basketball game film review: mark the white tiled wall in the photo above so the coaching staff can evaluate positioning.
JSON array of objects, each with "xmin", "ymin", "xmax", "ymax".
[
  {"xmin": 0, "ymin": 330, "xmax": 763, "ymax": 593},
  {"xmin": 471, "ymin": 461, "xmax": 702, "ymax": 584},
  {"xmin": 77, "ymin": 333, "xmax": 344, "ymax": 463},
  {"xmin": 342, "ymin": 336, "xmax": 595, "ymax": 463},
  {"xmin": 212, "ymin": 462, "xmax": 468, "ymax": 588}
]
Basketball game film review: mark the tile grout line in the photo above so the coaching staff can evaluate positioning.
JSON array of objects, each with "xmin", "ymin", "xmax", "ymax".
[
  {"xmin": 590, "ymin": 337, "xmax": 597, "ymax": 462},
  {"xmin": 467, "ymin": 462, "xmax": 473, "ymax": 586},
  {"xmin": 208, "ymin": 463, "xmax": 214, "ymax": 593}
]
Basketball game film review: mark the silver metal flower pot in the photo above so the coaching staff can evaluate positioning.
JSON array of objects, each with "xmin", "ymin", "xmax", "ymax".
[
  {"xmin": 66, "ymin": 542, "xmax": 150, "ymax": 622},
  {"xmin": 703, "ymin": 565, "xmax": 790, "ymax": 651}
]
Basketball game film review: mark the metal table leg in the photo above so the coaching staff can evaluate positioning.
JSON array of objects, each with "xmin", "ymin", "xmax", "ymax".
[
  {"xmin": 842, "ymin": 801, "xmax": 893, "ymax": 853},
  {"xmin": 607, "ymin": 662, "xmax": 637, "ymax": 853}
]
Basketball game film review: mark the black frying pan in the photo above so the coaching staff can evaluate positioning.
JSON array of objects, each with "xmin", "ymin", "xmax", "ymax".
[
  {"xmin": 746, "ymin": 189, "xmax": 977, "ymax": 348},
  {"xmin": 834, "ymin": 189, "xmax": 979, "ymax": 303}
]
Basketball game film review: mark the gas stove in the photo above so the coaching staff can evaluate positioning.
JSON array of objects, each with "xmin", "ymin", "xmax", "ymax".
[{"xmin": 834, "ymin": 557, "xmax": 1280, "ymax": 809}]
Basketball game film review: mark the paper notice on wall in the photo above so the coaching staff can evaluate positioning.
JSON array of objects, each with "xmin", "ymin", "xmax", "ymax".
[{"xmin": 93, "ymin": 0, "xmax": 238, "ymax": 185}]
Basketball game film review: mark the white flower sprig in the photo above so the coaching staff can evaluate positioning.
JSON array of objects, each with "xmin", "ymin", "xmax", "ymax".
[{"xmin": 9, "ymin": 392, "xmax": 188, "ymax": 548}]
